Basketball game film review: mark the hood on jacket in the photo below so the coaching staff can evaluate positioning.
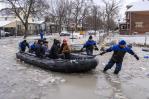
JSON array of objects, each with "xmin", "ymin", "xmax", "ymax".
[{"xmin": 54, "ymin": 39, "xmax": 60, "ymax": 45}]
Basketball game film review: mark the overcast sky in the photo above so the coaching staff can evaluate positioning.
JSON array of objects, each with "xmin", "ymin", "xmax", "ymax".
[
  {"xmin": 93, "ymin": 0, "xmax": 141, "ymax": 18},
  {"xmin": 0, "ymin": 0, "xmax": 142, "ymax": 18}
]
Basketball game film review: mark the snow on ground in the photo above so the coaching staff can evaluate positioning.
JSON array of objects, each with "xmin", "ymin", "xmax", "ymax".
[{"xmin": 105, "ymin": 35, "xmax": 149, "ymax": 45}]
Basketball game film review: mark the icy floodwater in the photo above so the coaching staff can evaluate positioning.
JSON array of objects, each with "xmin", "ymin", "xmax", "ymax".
[{"xmin": 0, "ymin": 36, "xmax": 149, "ymax": 99}]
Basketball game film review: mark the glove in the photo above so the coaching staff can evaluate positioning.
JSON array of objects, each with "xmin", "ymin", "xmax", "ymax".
[
  {"xmin": 95, "ymin": 47, "xmax": 99, "ymax": 51},
  {"xmin": 80, "ymin": 48, "xmax": 84, "ymax": 52},
  {"xmin": 100, "ymin": 47, "xmax": 105, "ymax": 51},
  {"xmin": 100, "ymin": 51, "xmax": 106, "ymax": 56},
  {"xmin": 134, "ymin": 54, "xmax": 139, "ymax": 60}
]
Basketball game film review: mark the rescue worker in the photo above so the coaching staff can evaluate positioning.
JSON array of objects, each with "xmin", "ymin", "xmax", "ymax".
[
  {"xmin": 19, "ymin": 40, "xmax": 29, "ymax": 53},
  {"xmin": 100, "ymin": 40, "xmax": 139, "ymax": 74},
  {"xmin": 81, "ymin": 35, "xmax": 99, "ymax": 55},
  {"xmin": 40, "ymin": 30, "xmax": 44, "ymax": 40},
  {"xmin": 29, "ymin": 40, "xmax": 38, "ymax": 53}
]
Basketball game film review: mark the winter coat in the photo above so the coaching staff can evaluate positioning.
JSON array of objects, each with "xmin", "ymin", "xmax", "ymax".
[
  {"xmin": 19, "ymin": 41, "xmax": 29, "ymax": 51},
  {"xmin": 49, "ymin": 40, "xmax": 60, "ymax": 59},
  {"xmin": 30, "ymin": 43, "xmax": 36, "ymax": 52},
  {"xmin": 61, "ymin": 44, "xmax": 70, "ymax": 54},
  {"xmin": 105, "ymin": 44, "xmax": 135, "ymax": 63},
  {"xmin": 83, "ymin": 40, "xmax": 96, "ymax": 51},
  {"xmin": 35, "ymin": 44, "xmax": 45, "ymax": 58}
]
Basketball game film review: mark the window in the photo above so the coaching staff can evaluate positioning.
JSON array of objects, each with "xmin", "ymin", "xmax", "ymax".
[
  {"xmin": 17, "ymin": 25, "xmax": 21, "ymax": 30},
  {"xmin": 135, "ymin": 22, "xmax": 143, "ymax": 28},
  {"xmin": 30, "ymin": 26, "xmax": 32, "ymax": 30},
  {"xmin": 35, "ymin": 26, "xmax": 37, "ymax": 29},
  {"xmin": 23, "ymin": 15, "xmax": 26, "ymax": 20},
  {"xmin": 121, "ymin": 25, "xmax": 127, "ymax": 30},
  {"xmin": 5, "ymin": 17, "xmax": 7, "ymax": 21}
]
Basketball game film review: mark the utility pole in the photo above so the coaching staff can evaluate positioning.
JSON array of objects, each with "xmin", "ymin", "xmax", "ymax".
[
  {"xmin": 144, "ymin": 32, "xmax": 149, "ymax": 46},
  {"xmin": 0, "ymin": 30, "xmax": 1, "ymax": 39}
]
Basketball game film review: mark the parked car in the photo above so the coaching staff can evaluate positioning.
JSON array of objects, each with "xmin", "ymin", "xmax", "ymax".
[
  {"xmin": 5, "ymin": 32, "xmax": 10, "ymax": 37},
  {"xmin": 70, "ymin": 44, "xmax": 84, "ymax": 53},
  {"xmin": 87, "ymin": 30, "xmax": 99, "ymax": 35},
  {"xmin": 70, "ymin": 32, "xmax": 82, "ymax": 39},
  {"xmin": 0, "ymin": 30, "xmax": 10, "ymax": 37},
  {"xmin": 60, "ymin": 31, "xmax": 70, "ymax": 36}
]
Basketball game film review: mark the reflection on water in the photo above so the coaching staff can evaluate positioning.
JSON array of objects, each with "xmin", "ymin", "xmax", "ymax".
[{"xmin": 104, "ymin": 73, "xmax": 128, "ymax": 99}]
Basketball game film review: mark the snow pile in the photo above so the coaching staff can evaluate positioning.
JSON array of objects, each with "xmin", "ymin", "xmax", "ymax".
[{"xmin": 113, "ymin": 35, "xmax": 149, "ymax": 45}]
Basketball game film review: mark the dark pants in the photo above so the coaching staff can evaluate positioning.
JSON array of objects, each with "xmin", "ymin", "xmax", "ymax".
[
  {"xmin": 86, "ymin": 49, "xmax": 93, "ymax": 55},
  {"xmin": 64, "ymin": 53, "xmax": 70, "ymax": 59},
  {"xmin": 103, "ymin": 60, "xmax": 122, "ymax": 74},
  {"xmin": 20, "ymin": 48, "xmax": 26, "ymax": 53}
]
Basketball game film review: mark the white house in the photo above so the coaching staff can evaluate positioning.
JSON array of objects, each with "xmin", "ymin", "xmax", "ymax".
[{"xmin": 0, "ymin": 8, "xmax": 45, "ymax": 36}]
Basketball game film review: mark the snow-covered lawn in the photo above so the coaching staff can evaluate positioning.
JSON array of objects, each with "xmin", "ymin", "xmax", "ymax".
[{"xmin": 107, "ymin": 35, "xmax": 149, "ymax": 45}]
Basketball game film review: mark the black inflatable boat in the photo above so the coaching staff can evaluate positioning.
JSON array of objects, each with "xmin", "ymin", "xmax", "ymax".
[{"xmin": 16, "ymin": 52, "xmax": 98, "ymax": 73}]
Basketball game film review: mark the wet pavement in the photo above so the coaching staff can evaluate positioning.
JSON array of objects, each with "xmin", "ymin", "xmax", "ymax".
[{"xmin": 0, "ymin": 36, "xmax": 149, "ymax": 99}]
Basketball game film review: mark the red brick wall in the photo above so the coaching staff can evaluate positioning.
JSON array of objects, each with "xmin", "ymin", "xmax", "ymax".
[{"xmin": 130, "ymin": 11, "xmax": 149, "ymax": 34}]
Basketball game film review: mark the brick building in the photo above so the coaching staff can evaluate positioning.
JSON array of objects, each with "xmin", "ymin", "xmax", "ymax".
[{"xmin": 120, "ymin": 1, "xmax": 149, "ymax": 35}]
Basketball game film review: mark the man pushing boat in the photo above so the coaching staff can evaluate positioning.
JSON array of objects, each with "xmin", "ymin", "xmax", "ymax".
[{"xmin": 100, "ymin": 40, "xmax": 139, "ymax": 74}]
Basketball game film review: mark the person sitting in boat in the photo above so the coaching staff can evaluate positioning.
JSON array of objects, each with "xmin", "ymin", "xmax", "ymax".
[
  {"xmin": 42, "ymin": 38, "xmax": 47, "ymax": 43},
  {"xmin": 81, "ymin": 35, "xmax": 99, "ymax": 55},
  {"xmin": 43, "ymin": 41, "xmax": 49, "ymax": 54},
  {"xmin": 49, "ymin": 39, "xmax": 61, "ymax": 59},
  {"xmin": 29, "ymin": 40, "xmax": 38, "ymax": 53},
  {"xmin": 35, "ymin": 40, "xmax": 45, "ymax": 58},
  {"xmin": 100, "ymin": 40, "xmax": 139, "ymax": 75},
  {"xmin": 60, "ymin": 39, "xmax": 71, "ymax": 59},
  {"xmin": 19, "ymin": 40, "xmax": 29, "ymax": 53}
]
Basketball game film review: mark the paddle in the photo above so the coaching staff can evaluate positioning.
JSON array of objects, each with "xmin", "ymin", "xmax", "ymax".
[{"xmin": 80, "ymin": 53, "xmax": 101, "ymax": 57}]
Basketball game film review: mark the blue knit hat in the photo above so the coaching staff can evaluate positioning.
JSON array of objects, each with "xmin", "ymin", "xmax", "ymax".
[{"xmin": 119, "ymin": 40, "xmax": 126, "ymax": 45}]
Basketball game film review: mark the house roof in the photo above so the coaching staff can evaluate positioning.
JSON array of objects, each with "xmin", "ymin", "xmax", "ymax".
[
  {"xmin": 0, "ymin": 20, "xmax": 16, "ymax": 27},
  {"xmin": 29, "ymin": 20, "xmax": 44, "ymax": 24},
  {"xmin": 127, "ymin": 1, "xmax": 149, "ymax": 12}
]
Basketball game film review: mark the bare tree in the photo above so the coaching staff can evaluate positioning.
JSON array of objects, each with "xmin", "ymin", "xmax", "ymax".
[
  {"xmin": 49, "ymin": 0, "xmax": 71, "ymax": 34},
  {"xmin": 92, "ymin": 5, "xmax": 100, "ymax": 32},
  {"xmin": 80, "ymin": 7, "xmax": 89, "ymax": 31},
  {"xmin": 72, "ymin": 0, "xmax": 85, "ymax": 31},
  {"xmin": 83, "ymin": 5, "xmax": 103, "ymax": 31},
  {"xmin": 102, "ymin": 0, "xmax": 121, "ymax": 33},
  {"xmin": 2, "ymin": 0, "xmax": 49, "ymax": 38},
  {"xmin": 64, "ymin": 0, "xmax": 74, "ymax": 31}
]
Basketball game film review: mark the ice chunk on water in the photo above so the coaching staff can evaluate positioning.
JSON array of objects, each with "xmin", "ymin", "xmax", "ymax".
[
  {"xmin": 60, "ymin": 79, "xmax": 66, "ymax": 83},
  {"xmin": 114, "ymin": 93, "xmax": 128, "ymax": 99},
  {"xmin": 139, "ymin": 67, "xmax": 146, "ymax": 71},
  {"xmin": 102, "ymin": 63, "xmax": 106, "ymax": 66},
  {"xmin": 145, "ymin": 73, "xmax": 149, "ymax": 78},
  {"xmin": 2, "ymin": 45, "xmax": 7, "ymax": 48},
  {"xmin": 38, "ymin": 77, "xmax": 66, "ymax": 86}
]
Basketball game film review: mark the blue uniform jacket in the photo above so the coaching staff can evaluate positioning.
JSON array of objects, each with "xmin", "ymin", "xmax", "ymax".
[
  {"xmin": 84, "ymin": 40, "xmax": 96, "ymax": 47},
  {"xmin": 105, "ymin": 44, "xmax": 135, "ymax": 62}
]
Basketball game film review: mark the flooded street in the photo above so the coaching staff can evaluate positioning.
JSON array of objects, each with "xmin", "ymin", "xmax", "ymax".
[{"xmin": 0, "ymin": 36, "xmax": 149, "ymax": 99}]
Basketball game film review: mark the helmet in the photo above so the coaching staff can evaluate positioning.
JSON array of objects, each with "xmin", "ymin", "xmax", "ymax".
[
  {"xmin": 89, "ymin": 35, "xmax": 92, "ymax": 40},
  {"xmin": 119, "ymin": 40, "xmax": 126, "ymax": 45}
]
